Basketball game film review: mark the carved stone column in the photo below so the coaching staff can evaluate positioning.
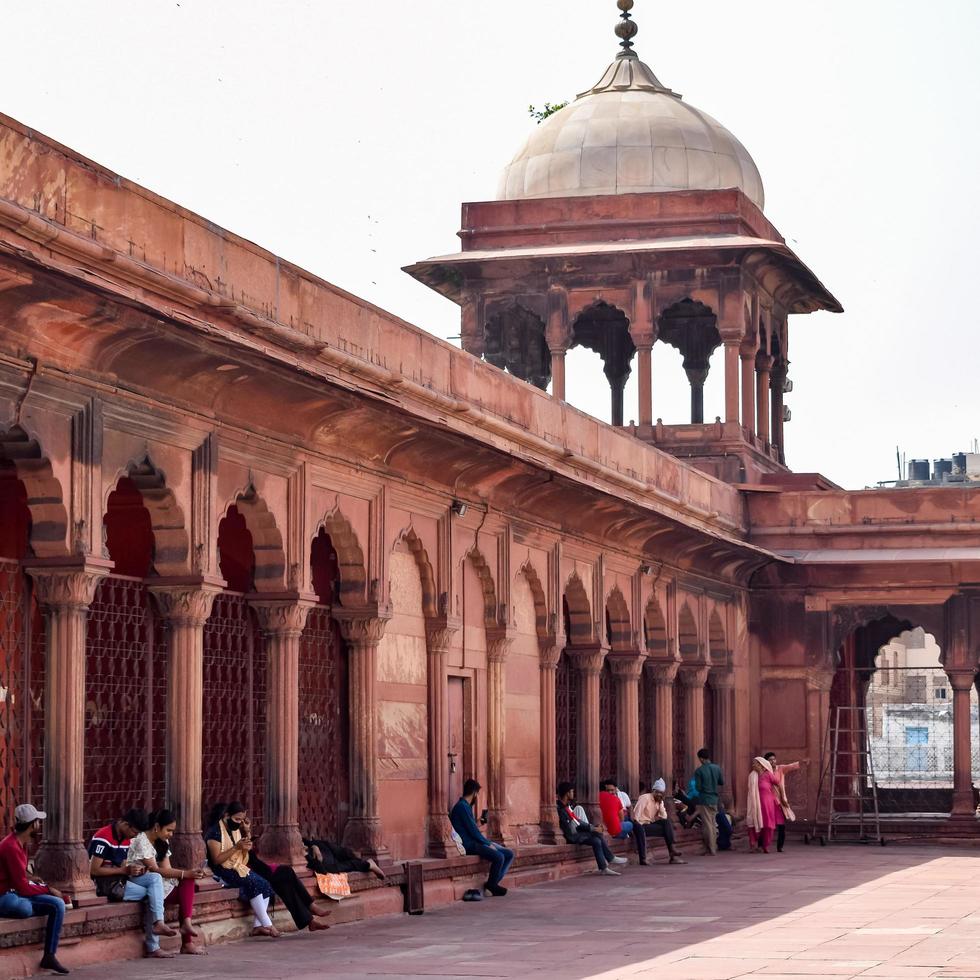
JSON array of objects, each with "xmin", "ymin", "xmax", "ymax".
[
  {"xmin": 740, "ymin": 349, "xmax": 756, "ymax": 437},
  {"xmin": 149, "ymin": 580, "xmax": 222, "ymax": 868},
  {"xmin": 636, "ymin": 343, "xmax": 653, "ymax": 427},
  {"xmin": 27, "ymin": 559, "xmax": 110, "ymax": 897},
  {"xmin": 647, "ymin": 660, "xmax": 679, "ymax": 785},
  {"xmin": 567, "ymin": 645, "xmax": 605, "ymax": 821},
  {"xmin": 723, "ymin": 341, "xmax": 741, "ymax": 424},
  {"xmin": 609, "ymin": 652, "xmax": 645, "ymax": 795},
  {"xmin": 425, "ymin": 617, "xmax": 459, "ymax": 856},
  {"xmin": 756, "ymin": 353, "xmax": 772, "ymax": 445},
  {"xmin": 708, "ymin": 668, "xmax": 736, "ymax": 806},
  {"xmin": 335, "ymin": 606, "xmax": 391, "ymax": 860},
  {"xmin": 538, "ymin": 641, "xmax": 561, "ymax": 843},
  {"xmin": 948, "ymin": 670, "xmax": 977, "ymax": 816},
  {"xmin": 250, "ymin": 595, "xmax": 316, "ymax": 867},
  {"xmin": 549, "ymin": 347, "xmax": 567, "ymax": 401},
  {"xmin": 486, "ymin": 630, "xmax": 515, "ymax": 843},
  {"xmin": 678, "ymin": 665, "xmax": 710, "ymax": 778}
]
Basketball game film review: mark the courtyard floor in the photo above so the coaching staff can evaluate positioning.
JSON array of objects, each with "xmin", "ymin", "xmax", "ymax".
[{"xmin": 59, "ymin": 843, "xmax": 980, "ymax": 980}]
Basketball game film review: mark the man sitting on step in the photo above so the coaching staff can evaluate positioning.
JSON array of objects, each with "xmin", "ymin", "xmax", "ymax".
[
  {"xmin": 449, "ymin": 779, "xmax": 514, "ymax": 897},
  {"xmin": 556, "ymin": 782, "xmax": 627, "ymax": 876}
]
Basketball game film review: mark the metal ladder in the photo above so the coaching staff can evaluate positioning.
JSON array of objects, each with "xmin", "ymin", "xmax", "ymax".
[{"xmin": 826, "ymin": 705, "xmax": 884, "ymax": 845}]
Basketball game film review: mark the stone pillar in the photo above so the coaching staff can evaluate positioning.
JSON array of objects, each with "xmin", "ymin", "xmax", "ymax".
[
  {"xmin": 771, "ymin": 360, "xmax": 787, "ymax": 462},
  {"xmin": 636, "ymin": 344, "xmax": 653, "ymax": 426},
  {"xmin": 550, "ymin": 347, "xmax": 566, "ymax": 401},
  {"xmin": 567, "ymin": 645, "xmax": 604, "ymax": 821},
  {"xmin": 805, "ymin": 668, "xmax": 835, "ymax": 825},
  {"xmin": 678, "ymin": 665, "xmax": 710, "ymax": 777},
  {"xmin": 486, "ymin": 631, "xmax": 515, "ymax": 844},
  {"xmin": 724, "ymin": 341, "xmax": 740, "ymax": 424},
  {"xmin": 250, "ymin": 596, "xmax": 316, "ymax": 867},
  {"xmin": 27, "ymin": 559, "xmax": 110, "ymax": 897},
  {"xmin": 609, "ymin": 653, "xmax": 645, "ymax": 795},
  {"xmin": 948, "ymin": 670, "xmax": 976, "ymax": 816},
  {"xmin": 425, "ymin": 617, "xmax": 459, "ymax": 857},
  {"xmin": 335, "ymin": 607, "xmax": 391, "ymax": 860},
  {"xmin": 538, "ymin": 642, "xmax": 561, "ymax": 843},
  {"xmin": 740, "ymin": 350, "xmax": 756, "ymax": 437},
  {"xmin": 148, "ymin": 580, "xmax": 222, "ymax": 868},
  {"xmin": 708, "ymin": 668, "xmax": 736, "ymax": 807},
  {"xmin": 756, "ymin": 354, "xmax": 772, "ymax": 445},
  {"xmin": 647, "ymin": 660, "xmax": 679, "ymax": 785}
]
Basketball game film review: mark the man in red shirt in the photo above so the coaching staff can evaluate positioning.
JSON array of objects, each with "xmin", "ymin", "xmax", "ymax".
[
  {"xmin": 0, "ymin": 803, "xmax": 69, "ymax": 974},
  {"xmin": 599, "ymin": 778, "xmax": 646, "ymax": 865}
]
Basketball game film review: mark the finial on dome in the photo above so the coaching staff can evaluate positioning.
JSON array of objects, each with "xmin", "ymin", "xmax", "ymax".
[{"xmin": 615, "ymin": 0, "xmax": 638, "ymax": 57}]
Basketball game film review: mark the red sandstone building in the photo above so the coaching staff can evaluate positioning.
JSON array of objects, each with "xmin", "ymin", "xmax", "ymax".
[{"xmin": 0, "ymin": 3, "xmax": 978, "ymax": 962}]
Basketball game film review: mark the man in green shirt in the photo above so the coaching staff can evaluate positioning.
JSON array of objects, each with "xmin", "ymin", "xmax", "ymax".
[{"xmin": 693, "ymin": 747, "xmax": 724, "ymax": 855}]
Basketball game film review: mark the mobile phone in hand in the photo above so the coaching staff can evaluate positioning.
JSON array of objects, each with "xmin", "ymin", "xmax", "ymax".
[{"xmin": 479, "ymin": 809, "xmax": 488, "ymax": 825}]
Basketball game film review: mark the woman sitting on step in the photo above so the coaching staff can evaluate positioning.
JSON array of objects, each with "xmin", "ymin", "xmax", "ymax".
[
  {"xmin": 205, "ymin": 802, "xmax": 331, "ymax": 937},
  {"xmin": 127, "ymin": 808, "xmax": 208, "ymax": 956}
]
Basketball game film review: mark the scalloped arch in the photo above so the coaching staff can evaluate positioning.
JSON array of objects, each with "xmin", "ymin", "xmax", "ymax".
[
  {"xmin": 606, "ymin": 586, "xmax": 632, "ymax": 651},
  {"xmin": 678, "ymin": 600, "xmax": 701, "ymax": 661},
  {"xmin": 563, "ymin": 571, "xmax": 592, "ymax": 645},
  {"xmin": 229, "ymin": 490, "xmax": 286, "ymax": 592},
  {"xmin": 0, "ymin": 425, "xmax": 69, "ymax": 558},
  {"xmin": 394, "ymin": 526, "xmax": 437, "ymax": 618},
  {"xmin": 106, "ymin": 455, "xmax": 190, "ymax": 577},
  {"xmin": 644, "ymin": 596, "xmax": 668, "ymax": 655},
  {"xmin": 318, "ymin": 508, "xmax": 368, "ymax": 605},
  {"xmin": 465, "ymin": 547, "xmax": 498, "ymax": 627},
  {"xmin": 517, "ymin": 560, "xmax": 549, "ymax": 640}
]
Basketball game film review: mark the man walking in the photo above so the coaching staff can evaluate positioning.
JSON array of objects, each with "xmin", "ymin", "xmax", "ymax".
[
  {"xmin": 449, "ymin": 779, "xmax": 514, "ymax": 897},
  {"xmin": 693, "ymin": 748, "xmax": 724, "ymax": 855}
]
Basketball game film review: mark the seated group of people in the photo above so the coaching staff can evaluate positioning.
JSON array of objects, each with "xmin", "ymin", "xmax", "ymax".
[
  {"xmin": 0, "ymin": 799, "xmax": 385, "ymax": 975},
  {"xmin": 447, "ymin": 775, "xmax": 697, "ymax": 895}
]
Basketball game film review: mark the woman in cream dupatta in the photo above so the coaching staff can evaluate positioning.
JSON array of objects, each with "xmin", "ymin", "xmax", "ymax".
[{"xmin": 745, "ymin": 756, "xmax": 779, "ymax": 853}]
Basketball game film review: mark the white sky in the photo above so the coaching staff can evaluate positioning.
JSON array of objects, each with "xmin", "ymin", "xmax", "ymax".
[{"xmin": 3, "ymin": 0, "xmax": 979, "ymax": 490}]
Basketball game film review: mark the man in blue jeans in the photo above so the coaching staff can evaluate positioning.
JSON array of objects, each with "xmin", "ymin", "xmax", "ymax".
[
  {"xmin": 449, "ymin": 779, "xmax": 514, "ymax": 897},
  {"xmin": 0, "ymin": 803, "xmax": 69, "ymax": 974},
  {"xmin": 88, "ymin": 808, "xmax": 177, "ymax": 957}
]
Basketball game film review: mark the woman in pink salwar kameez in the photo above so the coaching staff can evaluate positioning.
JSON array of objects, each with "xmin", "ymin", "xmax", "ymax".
[
  {"xmin": 745, "ymin": 756, "xmax": 778, "ymax": 853},
  {"xmin": 765, "ymin": 752, "xmax": 802, "ymax": 852}
]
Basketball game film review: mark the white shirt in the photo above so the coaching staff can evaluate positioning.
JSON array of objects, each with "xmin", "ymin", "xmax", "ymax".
[
  {"xmin": 617, "ymin": 790, "xmax": 632, "ymax": 809},
  {"xmin": 127, "ymin": 832, "xmax": 176, "ymax": 898}
]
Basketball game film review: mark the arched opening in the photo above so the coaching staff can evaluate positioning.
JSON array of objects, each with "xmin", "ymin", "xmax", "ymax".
[
  {"xmin": 202, "ymin": 504, "xmax": 267, "ymax": 829},
  {"xmin": 863, "ymin": 627, "xmax": 968, "ymax": 814},
  {"xmin": 0, "ymin": 464, "xmax": 44, "ymax": 830},
  {"xmin": 673, "ymin": 603, "xmax": 700, "ymax": 780},
  {"xmin": 84, "ymin": 476, "xmax": 167, "ymax": 837},
  {"xmin": 828, "ymin": 615, "xmax": 970, "ymax": 820},
  {"xmin": 298, "ymin": 529, "xmax": 350, "ymax": 841},
  {"xmin": 568, "ymin": 302, "xmax": 635, "ymax": 426},
  {"xmin": 657, "ymin": 299, "xmax": 722, "ymax": 424},
  {"xmin": 484, "ymin": 304, "xmax": 550, "ymax": 390}
]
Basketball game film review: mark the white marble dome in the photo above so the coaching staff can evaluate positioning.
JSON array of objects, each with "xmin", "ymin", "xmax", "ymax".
[{"xmin": 498, "ymin": 53, "xmax": 765, "ymax": 210}]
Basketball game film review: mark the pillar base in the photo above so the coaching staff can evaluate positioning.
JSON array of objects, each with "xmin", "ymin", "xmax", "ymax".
[
  {"xmin": 538, "ymin": 806, "xmax": 559, "ymax": 845},
  {"xmin": 427, "ymin": 813, "xmax": 456, "ymax": 858},
  {"xmin": 35, "ymin": 841, "xmax": 97, "ymax": 901},
  {"xmin": 260, "ymin": 822, "xmax": 308, "ymax": 869},
  {"xmin": 342, "ymin": 817, "xmax": 390, "ymax": 863},
  {"xmin": 170, "ymin": 830, "xmax": 206, "ymax": 871},
  {"xmin": 952, "ymin": 789, "xmax": 976, "ymax": 817},
  {"xmin": 486, "ymin": 808, "xmax": 514, "ymax": 846}
]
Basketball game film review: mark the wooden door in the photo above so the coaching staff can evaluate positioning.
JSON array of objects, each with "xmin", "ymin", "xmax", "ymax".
[{"xmin": 448, "ymin": 676, "xmax": 465, "ymax": 809}]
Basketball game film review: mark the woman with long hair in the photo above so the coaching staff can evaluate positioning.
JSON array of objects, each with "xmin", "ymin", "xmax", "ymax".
[
  {"xmin": 204, "ymin": 802, "xmax": 279, "ymax": 938},
  {"xmin": 127, "ymin": 809, "xmax": 208, "ymax": 955},
  {"xmin": 745, "ymin": 756, "xmax": 779, "ymax": 853},
  {"xmin": 205, "ymin": 802, "xmax": 331, "ymax": 936}
]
